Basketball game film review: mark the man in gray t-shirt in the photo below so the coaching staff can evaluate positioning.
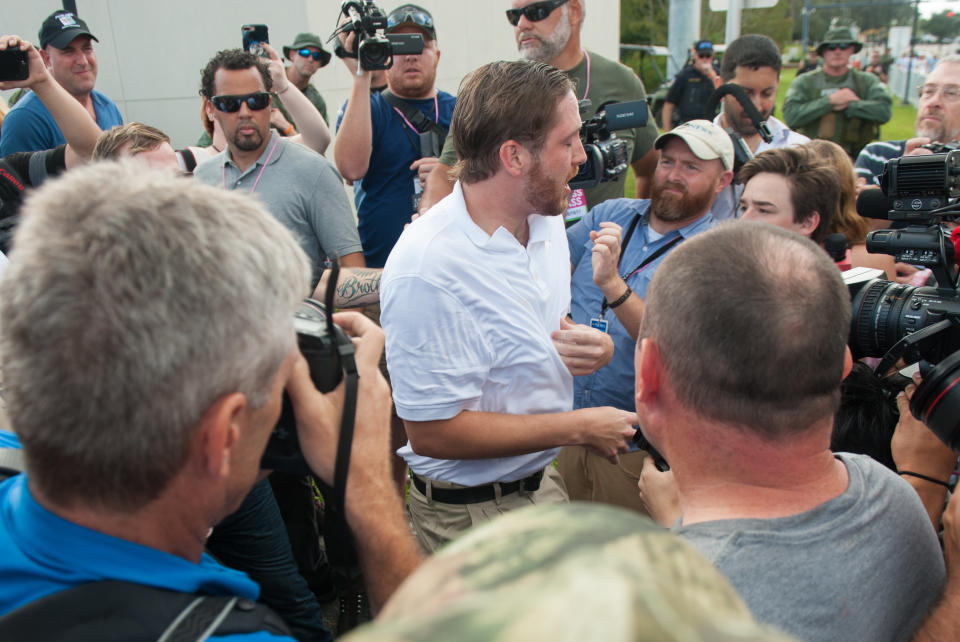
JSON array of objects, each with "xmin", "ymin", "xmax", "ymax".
[
  {"xmin": 194, "ymin": 49, "xmax": 364, "ymax": 285},
  {"xmin": 634, "ymin": 222, "xmax": 944, "ymax": 641}
]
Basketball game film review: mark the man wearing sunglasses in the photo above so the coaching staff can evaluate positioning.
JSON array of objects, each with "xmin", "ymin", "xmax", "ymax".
[
  {"xmin": 277, "ymin": 33, "xmax": 331, "ymax": 125},
  {"xmin": 660, "ymin": 40, "xmax": 720, "ymax": 132},
  {"xmin": 194, "ymin": 49, "xmax": 365, "ymax": 287},
  {"xmin": 783, "ymin": 26, "xmax": 892, "ymax": 159},
  {"xmin": 855, "ymin": 55, "xmax": 960, "ymax": 189},
  {"xmin": 335, "ymin": 4, "xmax": 456, "ymax": 269},
  {"xmin": 422, "ymin": 0, "xmax": 659, "ymax": 219}
]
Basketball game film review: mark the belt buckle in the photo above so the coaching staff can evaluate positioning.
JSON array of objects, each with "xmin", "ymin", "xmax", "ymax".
[{"xmin": 521, "ymin": 469, "xmax": 544, "ymax": 493}]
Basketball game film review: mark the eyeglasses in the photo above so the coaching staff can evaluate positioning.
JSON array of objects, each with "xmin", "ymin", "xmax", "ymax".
[
  {"xmin": 506, "ymin": 0, "xmax": 570, "ymax": 26},
  {"xmin": 210, "ymin": 92, "xmax": 271, "ymax": 113},
  {"xmin": 918, "ymin": 84, "xmax": 960, "ymax": 103},
  {"xmin": 297, "ymin": 48, "xmax": 324, "ymax": 61},
  {"xmin": 824, "ymin": 43, "xmax": 852, "ymax": 52},
  {"xmin": 387, "ymin": 8, "xmax": 434, "ymax": 31}
]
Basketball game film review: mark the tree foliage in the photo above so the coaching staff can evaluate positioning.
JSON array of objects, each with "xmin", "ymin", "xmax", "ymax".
[{"xmin": 922, "ymin": 10, "xmax": 960, "ymax": 42}]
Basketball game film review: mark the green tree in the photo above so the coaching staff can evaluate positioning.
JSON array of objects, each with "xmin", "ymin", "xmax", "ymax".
[{"xmin": 922, "ymin": 10, "xmax": 960, "ymax": 42}]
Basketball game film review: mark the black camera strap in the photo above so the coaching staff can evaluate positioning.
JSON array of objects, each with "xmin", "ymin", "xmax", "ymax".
[{"xmin": 381, "ymin": 89, "xmax": 448, "ymax": 140}]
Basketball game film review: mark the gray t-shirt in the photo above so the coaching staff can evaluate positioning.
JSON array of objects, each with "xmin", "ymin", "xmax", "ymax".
[
  {"xmin": 195, "ymin": 132, "xmax": 362, "ymax": 284},
  {"xmin": 675, "ymin": 453, "xmax": 945, "ymax": 642}
]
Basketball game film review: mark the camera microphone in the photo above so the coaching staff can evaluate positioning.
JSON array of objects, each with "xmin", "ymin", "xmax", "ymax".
[
  {"xmin": 825, "ymin": 233, "xmax": 852, "ymax": 270},
  {"xmin": 856, "ymin": 188, "xmax": 896, "ymax": 220}
]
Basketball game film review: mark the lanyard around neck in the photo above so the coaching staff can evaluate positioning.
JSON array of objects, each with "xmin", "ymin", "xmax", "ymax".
[{"xmin": 221, "ymin": 134, "xmax": 281, "ymax": 194}]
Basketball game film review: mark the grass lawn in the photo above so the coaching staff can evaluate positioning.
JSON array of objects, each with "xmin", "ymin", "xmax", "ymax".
[{"xmin": 623, "ymin": 67, "xmax": 916, "ymax": 199}]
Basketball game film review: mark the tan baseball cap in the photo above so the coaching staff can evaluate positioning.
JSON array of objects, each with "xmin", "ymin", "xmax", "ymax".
[{"xmin": 655, "ymin": 120, "xmax": 734, "ymax": 171}]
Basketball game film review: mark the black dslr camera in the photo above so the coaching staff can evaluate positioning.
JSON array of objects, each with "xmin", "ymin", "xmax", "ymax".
[
  {"xmin": 333, "ymin": 0, "xmax": 424, "ymax": 71},
  {"xmin": 569, "ymin": 100, "xmax": 648, "ymax": 190},
  {"xmin": 850, "ymin": 148, "xmax": 960, "ymax": 450}
]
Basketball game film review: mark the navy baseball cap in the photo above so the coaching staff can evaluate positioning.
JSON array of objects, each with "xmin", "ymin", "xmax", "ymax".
[
  {"xmin": 694, "ymin": 40, "xmax": 714, "ymax": 54},
  {"xmin": 39, "ymin": 11, "xmax": 98, "ymax": 49}
]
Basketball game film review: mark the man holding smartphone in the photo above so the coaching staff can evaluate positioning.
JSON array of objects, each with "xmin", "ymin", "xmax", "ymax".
[{"xmin": 0, "ymin": 11, "xmax": 122, "ymax": 155}]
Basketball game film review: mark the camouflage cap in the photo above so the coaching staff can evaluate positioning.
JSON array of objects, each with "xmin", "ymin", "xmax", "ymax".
[{"xmin": 342, "ymin": 503, "xmax": 795, "ymax": 642}]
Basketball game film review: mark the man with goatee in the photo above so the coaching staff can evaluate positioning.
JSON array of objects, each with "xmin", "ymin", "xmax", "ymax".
[{"xmin": 559, "ymin": 119, "xmax": 733, "ymax": 512}]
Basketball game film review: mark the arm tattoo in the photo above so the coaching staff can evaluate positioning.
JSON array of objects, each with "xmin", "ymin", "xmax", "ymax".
[{"xmin": 336, "ymin": 268, "xmax": 382, "ymax": 307}]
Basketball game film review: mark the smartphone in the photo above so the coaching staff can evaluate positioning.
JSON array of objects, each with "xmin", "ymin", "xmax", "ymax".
[
  {"xmin": 386, "ymin": 33, "xmax": 423, "ymax": 56},
  {"xmin": 0, "ymin": 49, "xmax": 29, "ymax": 82},
  {"xmin": 241, "ymin": 24, "xmax": 269, "ymax": 56}
]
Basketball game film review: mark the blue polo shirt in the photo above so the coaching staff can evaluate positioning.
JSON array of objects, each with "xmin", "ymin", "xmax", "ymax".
[
  {"xmin": 568, "ymin": 198, "xmax": 715, "ymax": 412},
  {"xmin": 0, "ymin": 89, "xmax": 123, "ymax": 155},
  {"xmin": 0, "ymin": 431, "xmax": 290, "ymax": 640}
]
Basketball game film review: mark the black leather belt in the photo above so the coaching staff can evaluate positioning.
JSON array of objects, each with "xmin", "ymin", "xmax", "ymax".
[{"xmin": 410, "ymin": 469, "xmax": 545, "ymax": 504}]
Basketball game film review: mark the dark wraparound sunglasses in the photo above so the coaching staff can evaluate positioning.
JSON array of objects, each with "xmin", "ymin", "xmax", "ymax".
[
  {"xmin": 387, "ymin": 8, "xmax": 434, "ymax": 31},
  {"xmin": 825, "ymin": 43, "xmax": 852, "ymax": 51},
  {"xmin": 211, "ymin": 92, "xmax": 271, "ymax": 113},
  {"xmin": 506, "ymin": 0, "xmax": 570, "ymax": 26},
  {"xmin": 298, "ymin": 48, "xmax": 324, "ymax": 61}
]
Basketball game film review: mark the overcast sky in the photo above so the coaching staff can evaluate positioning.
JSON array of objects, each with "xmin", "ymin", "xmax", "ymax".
[{"xmin": 920, "ymin": 0, "xmax": 955, "ymax": 19}]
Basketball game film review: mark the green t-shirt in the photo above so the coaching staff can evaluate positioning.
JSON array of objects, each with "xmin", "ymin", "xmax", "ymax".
[{"xmin": 439, "ymin": 50, "xmax": 657, "ymax": 212}]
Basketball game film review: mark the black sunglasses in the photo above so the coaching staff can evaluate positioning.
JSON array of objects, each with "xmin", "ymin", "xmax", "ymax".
[
  {"xmin": 211, "ymin": 92, "xmax": 271, "ymax": 113},
  {"xmin": 825, "ymin": 43, "xmax": 851, "ymax": 51},
  {"xmin": 297, "ymin": 48, "xmax": 324, "ymax": 61},
  {"xmin": 506, "ymin": 0, "xmax": 569, "ymax": 26}
]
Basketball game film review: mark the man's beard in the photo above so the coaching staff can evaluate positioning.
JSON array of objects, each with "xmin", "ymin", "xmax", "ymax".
[
  {"xmin": 650, "ymin": 176, "xmax": 718, "ymax": 223},
  {"xmin": 232, "ymin": 120, "xmax": 265, "ymax": 152},
  {"xmin": 517, "ymin": 10, "xmax": 571, "ymax": 63},
  {"xmin": 915, "ymin": 112, "xmax": 959, "ymax": 143},
  {"xmin": 524, "ymin": 157, "xmax": 570, "ymax": 216}
]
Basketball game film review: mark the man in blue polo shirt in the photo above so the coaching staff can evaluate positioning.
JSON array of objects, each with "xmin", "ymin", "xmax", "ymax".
[
  {"xmin": 334, "ymin": 4, "xmax": 455, "ymax": 268},
  {"xmin": 560, "ymin": 120, "xmax": 733, "ymax": 511},
  {"xmin": 0, "ymin": 10, "xmax": 122, "ymax": 155}
]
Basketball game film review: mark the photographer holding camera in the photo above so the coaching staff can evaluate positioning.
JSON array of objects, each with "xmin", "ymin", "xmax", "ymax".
[
  {"xmin": 0, "ymin": 162, "xmax": 420, "ymax": 638},
  {"xmin": 334, "ymin": 3, "xmax": 455, "ymax": 269},
  {"xmin": 855, "ymin": 54, "xmax": 960, "ymax": 188}
]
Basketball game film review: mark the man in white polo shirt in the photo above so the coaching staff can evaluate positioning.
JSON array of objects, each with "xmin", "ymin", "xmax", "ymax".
[{"xmin": 381, "ymin": 60, "xmax": 637, "ymax": 553}]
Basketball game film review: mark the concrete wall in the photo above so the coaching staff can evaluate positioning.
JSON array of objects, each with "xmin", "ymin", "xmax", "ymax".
[{"xmin": 1, "ymin": 0, "xmax": 622, "ymax": 151}]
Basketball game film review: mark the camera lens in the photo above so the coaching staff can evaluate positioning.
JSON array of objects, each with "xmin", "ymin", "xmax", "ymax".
[
  {"xmin": 850, "ymin": 279, "xmax": 915, "ymax": 357},
  {"xmin": 359, "ymin": 38, "xmax": 392, "ymax": 70}
]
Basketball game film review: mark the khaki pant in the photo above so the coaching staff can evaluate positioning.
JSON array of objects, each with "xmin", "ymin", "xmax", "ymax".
[
  {"xmin": 407, "ymin": 466, "xmax": 568, "ymax": 553},
  {"xmin": 557, "ymin": 446, "xmax": 650, "ymax": 516}
]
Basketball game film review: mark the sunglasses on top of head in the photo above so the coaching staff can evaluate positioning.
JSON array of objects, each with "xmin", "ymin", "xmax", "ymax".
[
  {"xmin": 387, "ymin": 8, "xmax": 434, "ymax": 31},
  {"xmin": 506, "ymin": 0, "xmax": 570, "ymax": 26},
  {"xmin": 297, "ymin": 48, "xmax": 324, "ymax": 61},
  {"xmin": 210, "ymin": 92, "xmax": 271, "ymax": 113}
]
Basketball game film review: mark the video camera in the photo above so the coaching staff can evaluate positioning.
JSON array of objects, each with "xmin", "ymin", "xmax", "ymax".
[
  {"xmin": 850, "ymin": 147, "xmax": 960, "ymax": 449},
  {"xmin": 569, "ymin": 100, "xmax": 648, "ymax": 190},
  {"xmin": 333, "ymin": 0, "xmax": 424, "ymax": 71}
]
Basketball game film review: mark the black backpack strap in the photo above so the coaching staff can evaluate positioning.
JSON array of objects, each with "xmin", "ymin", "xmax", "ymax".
[
  {"xmin": 0, "ymin": 580, "xmax": 291, "ymax": 641},
  {"xmin": 178, "ymin": 148, "xmax": 199, "ymax": 174},
  {"xmin": 380, "ymin": 89, "xmax": 448, "ymax": 139},
  {"xmin": 0, "ymin": 447, "xmax": 25, "ymax": 481}
]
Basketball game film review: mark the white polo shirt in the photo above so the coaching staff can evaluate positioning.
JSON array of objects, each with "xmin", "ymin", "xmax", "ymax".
[{"xmin": 381, "ymin": 182, "xmax": 573, "ymax": 485}]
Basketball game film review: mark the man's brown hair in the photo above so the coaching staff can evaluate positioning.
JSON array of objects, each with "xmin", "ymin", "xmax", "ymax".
[
  {"xmin": 93, "ymin": 122, "xmax": 171, "ymax": 160},
  {"xmin": 737, "ymin": 146, "xmax": 839, "ymax": 244},
  {"xmin": 452, "ymin": 60, "xmax": 575, "ymax": 184}
]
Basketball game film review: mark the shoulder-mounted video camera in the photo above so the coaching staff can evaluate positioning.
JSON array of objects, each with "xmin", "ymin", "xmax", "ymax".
[
  {"xmin": 850, "ymin": 147, "xmax": 960, "ymax": 450},
  {"xmin": 569, "ymin": 99, "xmax": 648, "ymax": 190},
  {"xmin": 332, "ymin": 0, "xmax": 424, "ymax": 71}
]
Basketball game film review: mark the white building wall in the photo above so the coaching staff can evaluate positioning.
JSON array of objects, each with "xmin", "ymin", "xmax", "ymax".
[{"xmin": 2, "ymin": 0, "xmax": 623, "ymax": 151}]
